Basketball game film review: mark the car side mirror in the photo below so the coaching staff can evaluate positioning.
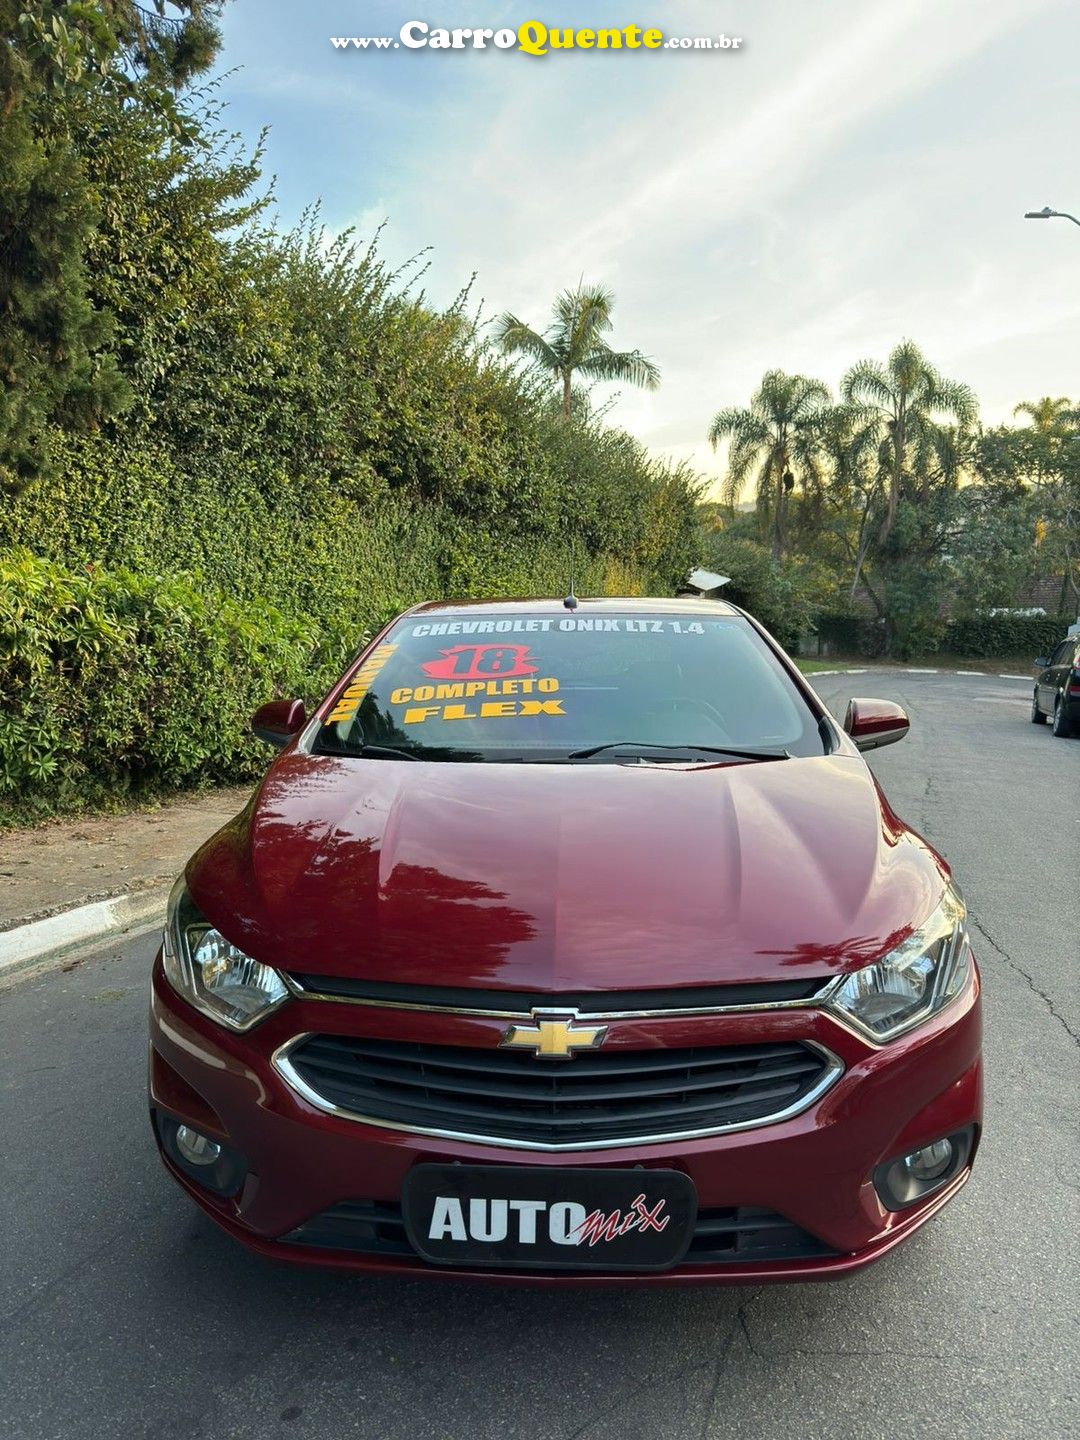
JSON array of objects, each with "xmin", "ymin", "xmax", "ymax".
[
  {"xmin": 843, "ymin": 698, "xmax": 910, "ymax": 752},
  {"xmin": 1034, "ymin": 656, "xmax": 1049, "ymax": 669},
  {"xmin": 251, "ymin": 699, "xmax": 307, "ymax": 749}
]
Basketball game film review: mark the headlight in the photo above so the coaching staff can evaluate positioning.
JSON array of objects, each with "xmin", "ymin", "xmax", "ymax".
[
  {"xmin": 163, "ymin": 876, "xmax": 288, "ymax": 1032},
  {"xmin": 826, "ymin": 884, "xmax": 971, "ymax": 1043}
]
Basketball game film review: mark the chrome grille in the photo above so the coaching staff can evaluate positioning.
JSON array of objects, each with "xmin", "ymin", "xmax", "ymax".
[{"xmin": 277, "ymin": 1034, "xmax": 840, "ymax": 1149}]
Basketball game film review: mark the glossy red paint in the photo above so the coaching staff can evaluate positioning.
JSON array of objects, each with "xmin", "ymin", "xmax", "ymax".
[
  {"xmin": 185, "ymin": 752, "xmax": 944, "ymax": 992},
  {"xmin": 843, "ymin": 697, "xmax": 910, "ymax": 751},
  {"xmin": 250, "ymin": 698, "xmax": 307, "ymax": 748},
  {"xmin": 149, "ymin": 597, "xmax": 983, "ymax": 1282}
]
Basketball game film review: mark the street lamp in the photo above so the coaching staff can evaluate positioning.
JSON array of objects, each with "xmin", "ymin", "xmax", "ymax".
[{"xmin": 1024, "ymin": 205, "xmax": 1080, "ymax": 228}]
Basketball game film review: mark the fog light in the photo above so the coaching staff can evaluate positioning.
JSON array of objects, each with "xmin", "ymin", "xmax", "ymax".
[
  {"xmin": 175, "ymin": 1125, "xmax": 222, "ymax": 1167},
  {"xmin": 873, "ymin": 1126, "xmax": 974, "ymax": 1210},
  {"xmin": 154, "ymin": 1111, "xmax": 247, "ymax": 1197},
  {"xmin": 905, "ymin": 1138, "xmax": 953, "ymax": 1182}
]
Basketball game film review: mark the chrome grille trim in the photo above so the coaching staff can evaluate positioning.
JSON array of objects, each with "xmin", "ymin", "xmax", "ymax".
[
  {"xmin": 272, "ymin": 1034, "xmax": 844, "ymax": 1151},
  {"xmin": 282, "ymin": 972, "xmax": 844, "ymax": 1022}
]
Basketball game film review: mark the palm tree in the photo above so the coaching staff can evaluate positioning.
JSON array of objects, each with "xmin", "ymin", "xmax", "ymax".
[
  {"xmin": 841, "ymin": 341, "xmax": 977, "ymax": 546},
  {"xmin": 1014, "ymin": 395, "xmax": 1072, "ymax": 437},
  {"xmin": 708, "ymin": 370, "xmax": 830, "ymax": 561},
  {"xmin": 1013, "ymin": 395, "xmax": 1073, "ymax": 493},
  {"xmin": 493, "ymin": 284, "xmax": 660, "ymax": 420},
  {"xmin": 814, "ymin": 403, "xmax": 884, "ymax": 601}
]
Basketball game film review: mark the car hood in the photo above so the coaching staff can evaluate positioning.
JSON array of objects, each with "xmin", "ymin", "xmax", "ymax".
[{"xmin": 187, "ymin": 751, "xmax": 947, "ymax": 992}]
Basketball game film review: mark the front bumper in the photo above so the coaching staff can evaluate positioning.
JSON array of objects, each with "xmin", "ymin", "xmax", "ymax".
[{"xmin": 148, "ymin": 951, "xmax": 982, "ymax": 1285}]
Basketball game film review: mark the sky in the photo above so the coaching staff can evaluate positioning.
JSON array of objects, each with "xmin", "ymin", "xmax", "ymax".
[{"xmin": 215, "ymin": 0, "xmax": 1080, "ymax": 491}]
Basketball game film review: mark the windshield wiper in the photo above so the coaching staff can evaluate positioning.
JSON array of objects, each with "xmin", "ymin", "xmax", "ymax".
[{"xmin": 564, "ymin": 741, "xmax": 791, "ymax": 763}]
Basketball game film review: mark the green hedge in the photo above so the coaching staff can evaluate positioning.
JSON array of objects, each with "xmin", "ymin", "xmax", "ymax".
[
  {"xmin": 942, "ymin": 614, "xmax": 1071, "ymax": 659},
  {"xmin": 0, "ymin": 549, "xmax": 314, "ymax": 814},
  {"xmin": 808, "ymin": 610, "xmax": 1070, "ymax": 660},
  {"xmin": 0, "ymin": 426, "xmax": 692, "ymax": 642}
]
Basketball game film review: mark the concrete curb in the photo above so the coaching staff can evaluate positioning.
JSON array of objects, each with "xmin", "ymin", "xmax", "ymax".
[{"xmin": 0, "ymin": 886, "xmax": 168, "ymax": 983}]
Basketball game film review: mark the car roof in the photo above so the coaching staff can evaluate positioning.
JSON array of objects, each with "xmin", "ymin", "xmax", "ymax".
[{"xmin": 406, "ymin": 596, "xmax": 742, "ymax": 619}]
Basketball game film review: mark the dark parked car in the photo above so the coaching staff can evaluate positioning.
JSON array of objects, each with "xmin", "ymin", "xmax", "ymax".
[
  {"xmin": 1031, "ymin": 635, "xmax": 1080, "ymax": 737},
  {"xmin": 149, "ymin": 597, "xmax": 981, "ymax": 1284}
]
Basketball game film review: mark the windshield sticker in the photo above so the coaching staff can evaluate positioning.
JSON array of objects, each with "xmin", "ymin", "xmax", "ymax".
[
  {"xmin": 395, "ymin": 640, "xmax": 565, "ymax": 724},
  {"xmin": 325, "ymin": 643, "xmax": 397, "ymax": 725},
  {"xmin": 391, "ymin": 669, "xmax": 564, "ymax": 725},
  {"xmin": 403, "ymin": 696, "xmax": 565, "ymax": 725},
  {"xmin": 410, "ymin": 618, "xmax": 705, "ymax": 636},
  {"xmin": 421, "ymin": 642, "xmax": 539, "ymax": 680}
]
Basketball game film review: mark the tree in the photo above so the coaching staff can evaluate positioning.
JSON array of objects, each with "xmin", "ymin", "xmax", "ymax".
[
  {"xmin": 950, "ymin": 477, "xmax": 1040, "ymax": 617},
  {"xmin": 698, "ymin": 533, "xmax": 815, "ymax": 648},
  {"xmin": 0, "ymin": 1, "xmax": 224, "ymax": 492},
  {"xmin": 493, "ymin": 284, "xmax": 660, "ymax": 421},
  {"xmin": 841, "ymin": 340, "xmax": 977, "ymax": 547},
  {"xmin": 975, "ymin": 399, "xmax": 1080, "ymax": 612},
  {"xmin": 73, "ymin": 85, "xmax": 266, "ymax": 435},
  {"xmin": 8, "ymin": 2, "xmax": 223, "ymax": 119},
  {"xmin": 707, "ymin": 370, "xmax": 830, "ymax": 561},
  {"xmin": 1013, "ymin": 395, "xmax": 1072, "ymax": 438},
  {"xmin": 807, "ymin": 402, "xmax": 882, "ymax": 603}
]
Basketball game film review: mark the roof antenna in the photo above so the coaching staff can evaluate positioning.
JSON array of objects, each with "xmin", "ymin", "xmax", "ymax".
[{"xmin": 563, "ymin": 541, "xmax": 579, "ymax": 610}]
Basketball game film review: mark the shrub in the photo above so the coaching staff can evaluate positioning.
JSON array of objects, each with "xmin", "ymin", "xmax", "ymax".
[
  {"xmin": 0, "ymin": 549, "xmax": 319, "ymax": 817},
  {"xmin": 942, "ymin": 613, "xmax": 1071, "ymax": 659},
  {"xmin": 698, "ymin": 535, "xmax": 815, "ymax": 648}
]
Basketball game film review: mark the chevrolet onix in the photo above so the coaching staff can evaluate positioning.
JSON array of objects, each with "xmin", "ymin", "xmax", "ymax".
[{"xmin": 149, "ymin": 598, "xmax": 982, "ymax": 1283}]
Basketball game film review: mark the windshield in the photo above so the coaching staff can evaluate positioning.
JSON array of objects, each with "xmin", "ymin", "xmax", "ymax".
[{"xmin": 313, "ymin": 610, "xmax": 828, "ymax": 762}]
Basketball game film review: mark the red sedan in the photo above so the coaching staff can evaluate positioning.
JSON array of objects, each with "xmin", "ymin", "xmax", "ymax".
[{"xmin": 149, "ymin": 597, "xmax": 981, "ymax": 1283}]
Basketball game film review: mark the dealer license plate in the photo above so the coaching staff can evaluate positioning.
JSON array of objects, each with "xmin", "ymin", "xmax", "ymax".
[{"xmin": 402, "ymin": 1165, "xmax": 697, "ymax": 1271}]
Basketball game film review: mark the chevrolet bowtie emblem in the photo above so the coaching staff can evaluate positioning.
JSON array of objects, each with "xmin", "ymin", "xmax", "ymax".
[{"xmin": 500, "ymin": 1011, "xmax": 608, "ymax": 1060}]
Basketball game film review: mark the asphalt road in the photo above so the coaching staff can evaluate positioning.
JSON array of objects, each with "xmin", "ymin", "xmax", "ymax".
[{"xmin": 2, "ymin": 670, "xmax": 1077, "ymax": 1440}]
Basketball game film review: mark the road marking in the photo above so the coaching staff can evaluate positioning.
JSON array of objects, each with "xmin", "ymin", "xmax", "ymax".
[{"xmin": 806, "ymin": 667, "xmax": 1032, "ymax": 682}]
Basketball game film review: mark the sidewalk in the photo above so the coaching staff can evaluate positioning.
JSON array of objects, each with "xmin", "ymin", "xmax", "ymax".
[{"xmin": 0, "ymin": 786, "xmax": 252, "ymax": 933}]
